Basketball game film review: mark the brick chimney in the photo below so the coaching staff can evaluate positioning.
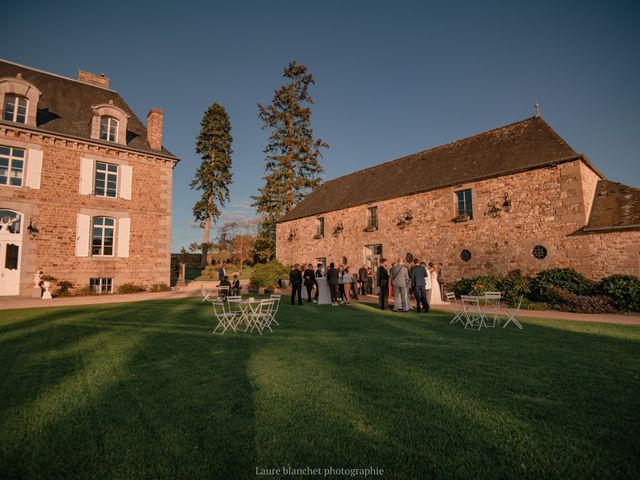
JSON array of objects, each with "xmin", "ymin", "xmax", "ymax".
[
  {"xmin": 147, "ymin": 108, "xmax": 164, "ymax": 150},
  {"xmin": 77, "ymin": 70, "xmax": 110, "ymax": 89}
]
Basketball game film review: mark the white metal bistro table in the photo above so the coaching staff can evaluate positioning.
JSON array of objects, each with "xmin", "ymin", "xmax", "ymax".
[{"xmin": 228, "ymin": 297, "xmax": 270, "ymax": 334}]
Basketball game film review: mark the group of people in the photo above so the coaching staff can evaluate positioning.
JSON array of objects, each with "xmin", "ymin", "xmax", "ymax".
[
  {"xmin": 217, "ymin": 265, "xmax": 241, "ymax": 298},
  {"xmin": 376, "ymin": 258, "xmax": 445, "ymax": 312},
  {"xmin": 287, "ymin": 259, "xmax": 445, "ymax": 311}
]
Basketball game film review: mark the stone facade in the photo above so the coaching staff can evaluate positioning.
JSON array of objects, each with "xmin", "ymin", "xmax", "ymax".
[
  {"xmin": 0, "ymin": 61, "xmax": 178, "ymax": 296},
  {"xmin": 276, "ymin": 158, "xmax": 640, "ymax": 281}
]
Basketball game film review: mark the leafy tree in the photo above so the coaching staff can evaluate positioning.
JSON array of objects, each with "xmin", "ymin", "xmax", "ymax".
[
  {"xmin": 251, "ymin": 61, "xmax": 328, "ymax": 260},
  {"xmin": 191, "ymin": 103, "xmax": 233, "ymax": 267}
]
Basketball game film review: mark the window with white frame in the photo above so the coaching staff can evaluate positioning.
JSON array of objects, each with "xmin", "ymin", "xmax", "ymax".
[
  {"xmin": 367, "ymin": 206, "xmax": 378, "ymax": 230},
  {"xmin": 92, "ymin": 217, "xmax": 115, "ymax": 256},
  {"xmin": 0, "ymin": 146, "xmax": 25, "ymax": 186},
  {"xmin": 94, "ymin": 161, "xmax": 118, "ymax": 197},
  {"xmin": 3, "ymin": 94, "xmax": 28, "ymax": 124},
  {"xmin": 456, "ymin": 189, "xmax": 473, "ymax": 219},
  {"xmin": 99, "ymin": 116, "xmax": 119, "ymax": 142},
  {"xmin": 90, "ymin": 277, "xmax": 113, "ymax": 294}
]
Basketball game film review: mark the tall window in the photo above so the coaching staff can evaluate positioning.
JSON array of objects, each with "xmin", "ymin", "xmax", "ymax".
[
  {"xmin": 95, "ymin": 162, "xmax": 118, "ymax": 198},
  {"xmin": 0, "ymin": 146, "xmax": 25, "ymax": 186},
  {"xmin": 316, "ymin": 217, "xmax": 324, "ymax": 237},
  {"xmin": 456, "ymin": 189, "xmax": 473, "ymax": 219},
  {"xmin": 3, "ymin": 95, "xmax": 28, "ymax": 124},
  {"xmin": 367, "ymin": 206, "xmax": 378, "ymax": 230},
  {"xmin": 99, "ymin": 116, "xmax": 119, "ymax": 142},
  {"xmin": 92, "ymin": 217, "xmax": 115, "ymax": 256}
]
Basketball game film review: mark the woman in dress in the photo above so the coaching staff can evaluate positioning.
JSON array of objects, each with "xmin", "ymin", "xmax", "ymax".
[
  {"xmin": 429, "ymin": 262, "xmax": 445, "ymax": 305},
  {"xmin": 342, "ymin": 267, "xmax": 353, "ymax": 304}
]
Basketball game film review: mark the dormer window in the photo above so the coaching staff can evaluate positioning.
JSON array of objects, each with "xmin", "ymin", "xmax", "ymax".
[
  {"xmin": 3, "ymin": 95, "xmax": 28, "ymax": 124},
  {"xmin": 99, "ymin": 116, "xmax": 119, "ymax": 142},
  {"xmin": 90, "ymin": 102, "xmax": 129, "ymax": 146}
]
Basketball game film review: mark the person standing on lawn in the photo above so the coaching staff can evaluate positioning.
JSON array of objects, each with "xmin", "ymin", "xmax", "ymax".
[
  {"xmin": 377, "ymin": 258, "xmax": 390, "ymax": 310},
  {"xmin": 411, "ymin": 260, "xmax": 429, "ymax": 313},
  {"xmin": 391, "ymin": 258, "xmax": 410, "ymax": 311},
  {"xmin": 326, "ymin": 262, "xmax": 339, "ymax": 306},
  {"xmin": 342, "ymin": 267, "xmax": 354, "ymax": 304},
  {"xmin": 289, "ymin": 264, "xmax": 303, "ymax": 305},
  {"xmin": 358, "ymin": 265, "xmax": 368, "ymax": 295},
  {"xmin": 303, "ymin": 263, "xmax": 316, "ymax": 303}
]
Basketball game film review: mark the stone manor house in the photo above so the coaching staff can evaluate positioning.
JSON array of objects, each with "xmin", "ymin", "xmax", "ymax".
[
  {"xmin": 0, "ymin": 60, "xmax": 179, "ymax": 296},
  {"xmin": 276, "ymin": 116, "xmax": 640, "ymax": 284}
]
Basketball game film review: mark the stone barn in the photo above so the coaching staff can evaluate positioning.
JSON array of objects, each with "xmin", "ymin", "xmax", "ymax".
[{"xmin": 275, "ymin": 116, "xmax": 640, "ymax": 286}]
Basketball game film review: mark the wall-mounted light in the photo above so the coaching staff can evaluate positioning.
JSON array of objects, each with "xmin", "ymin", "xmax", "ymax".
[{"xmin": 27, "ymin": 218, "xmax": 39, "ymax": 238}]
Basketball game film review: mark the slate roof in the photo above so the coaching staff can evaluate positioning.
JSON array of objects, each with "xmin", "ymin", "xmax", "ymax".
[
  {"xmin": 279, "ymin": 116, "xmax": 591, "ymax": 222},
  {"xmin": 0, "ymin": 59, "xmax": 178, "ymax": 161},
  {"xmin": 585, "ymin": 180, "xmax": 640, "ymax": 231}
]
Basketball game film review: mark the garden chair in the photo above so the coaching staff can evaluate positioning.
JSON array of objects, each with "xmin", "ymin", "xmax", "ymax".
[
  {"xmin": 268, "ymin": 294, "xmax": 281, "ymax": 326},
  {"xmin": 216, "ymin": 285, "xmax": 230, "ymax": 299},
  {"xmin": 446, "ymin": 292, "xmax": 464, "ymax": 326},
  {"xmin": 461, "ymin": 295, "xmax": 487, "ymax": 330},
  {"xmin": 501, "ymin": 296, "xmax": 524, "ymax": 330},
  {"xmin": 200, "ymin": 285, "xmax": 214, "ymax": 303},
  {"xmin": 483, "ymin": 292, "xmax": 502, "ymax": 327},
  {"xmin": 211, "ymin": 298, "xmax": 237, "ymax": 335},
  {"xmin": 248, "ymin": 300, "xmax": 274, "ymax": 335}
]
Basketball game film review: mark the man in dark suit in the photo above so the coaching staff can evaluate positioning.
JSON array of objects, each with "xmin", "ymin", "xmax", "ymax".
[
  {"xmin": 377, "ymin": 258, "xmax": 390, "ymax": 310},
  {"xmin": 326, "ymin": 262, "xmax": 339, "ymax": 306},
  {"xmin": 410, "ymin": 260, "xmax": 429, "ymax": 313},
  {"xmin": 358, "ymin": 265, "xmax": 368, "ymax": 295},
  {"xmin": 289, "ymin": 264, "xmax": 303, "ymax": 305},
  {"xmin": 303, "ymin": 263, "xmax": 316, "ymax": 302},
  {"xmin": 313, "ymin": 263, "xmax": 323, "ymax": 302}
]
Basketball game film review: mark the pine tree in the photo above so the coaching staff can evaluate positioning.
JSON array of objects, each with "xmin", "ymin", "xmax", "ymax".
[
  {"xmin": 191, "ymin": 103, "xmax": 233, "ymax": 268},
  {"xmin": 251, "ymin": 61, "xmax": 328, "ymax": 261}
]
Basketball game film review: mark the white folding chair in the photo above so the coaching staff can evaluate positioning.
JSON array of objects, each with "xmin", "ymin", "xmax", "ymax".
[
  {"xmin": 461, "ymin": 295, "xmax": 487, "ymax": 330},
  {"xmin": 446, "ymin": 292, "xmax": 464, "ymax": 325},
  {"xmin": 268, "ymin": 294, "xmax": 281, "ymax": 326},
  {"xmin": 502, "ymin": 296, "xmax": 524, "ymax": 330},
  {"xmin": 216, "ymin": 285, "xmax": 230, "ymax": 299},
  {"xmin": 225, "ymin": 296, "xmax": 243, "ymax": 327},
  {"xmin": 247, "ymin": 300, "xmax": 274, "ymax": 335},
  {"xmin": 211, "ymin": 298, "xmax": 237, "ymax": 335},
  {"xmin": 200, "ymin": 285, "xmax": 214, "ymax": 303},
  {"xmin": 484, "ymin": 292, "xmax": 502, "ymax": 327}
]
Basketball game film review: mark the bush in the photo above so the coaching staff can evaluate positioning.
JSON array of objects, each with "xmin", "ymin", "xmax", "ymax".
[
  {"xmin": 250, "ymin": 260, "xmax": 289, "ymax": 288},
  {"xmin": 149, "ymin": 283, "xmax": 171, "ymax": 292},
  {"xmin": 116, "ymin": 283, "xmax": 146, "ymax": 294},
  {"xmin": 500, "ymin": 270, "xmax": 531, "ymax": 302},
  {"xmin": 544, "ymin": 285, "xmax": 577, "ymax": 306},
  {"xmin": 531, "ymin": 268, "xmax": 595, "ymax": 302},
  {"xmin": 452, "ymin": 275, "xmax": 500, "ymax": 296},
  {"xmin": 558, "ymin": 295, "xmax": 616, "ymax": 314},
  {"xmin": 75, "ymin": 285, "xmax": 97, "ymax": 296},
  {"xmin": 600, "ymin": 275, "xmax": 640, "ymax": 312},
  {"xmin": 55, "ymin": 280, "xmax": 74, "ymax": 297},
  {"xmin": 519, "ymin": 299, "xmax": 552, "ymax": 310}
]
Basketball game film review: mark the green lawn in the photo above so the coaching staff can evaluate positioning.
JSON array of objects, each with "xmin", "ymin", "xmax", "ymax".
[
  {"xmin": 1, "ymin": 300, "xmax": 638, "ymax": 479},
  {"xmin": 193, "ymin": 264, "xmax": 254, "ymax": 281}
]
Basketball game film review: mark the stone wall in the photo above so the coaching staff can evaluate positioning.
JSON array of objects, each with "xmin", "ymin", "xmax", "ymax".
[
  {"xmin": 276, "ymin": 159, "xmax": 639, "ymax": 280},
  {"xmin": 0, "ymin": 126, "xmax": 175, "ymax": 295}
]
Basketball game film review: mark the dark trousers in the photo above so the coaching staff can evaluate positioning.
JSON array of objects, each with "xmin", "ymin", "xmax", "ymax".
[
  {"xmin": 313, "ymin": 281, "xmax": 319, "ymax": 300},
  {"xmin": 360, "ymin": 281, "xmax": 366, "ymax": 295},
  {"xmin": 379, "ymin": 282, "xmax": 389, "ymax": 310},
  {"xmin": 414, "ymin": 286, "xmax": 429, "ymax": 312},
  {"xmin": 338, "ymin": 284, "xmax": 345, "ymax": 301},
  {"xmin": 305, "ymin": 283, "xmax": 313, "ymax": 302},
  {"xmin": 291, "ymin": 284, "xmax": 302, "ymax": 305},
  {"xmin": 329, "ymin": 283, "xmax": 338, "ymax": 303}
]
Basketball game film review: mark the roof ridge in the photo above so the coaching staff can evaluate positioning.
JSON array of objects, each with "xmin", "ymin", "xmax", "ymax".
[
  {"xmin": 322, "ymin": 116, "xmax": 542, "ymax": 185},
  {"xmin": 0, "ymin": 58, "xmax": 117, "ymax": 92}
]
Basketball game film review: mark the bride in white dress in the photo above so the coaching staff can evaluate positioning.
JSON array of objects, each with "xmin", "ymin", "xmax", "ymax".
[{"xmin": 429, "ymin": 263, "xmax": 445, "ymax": 305}]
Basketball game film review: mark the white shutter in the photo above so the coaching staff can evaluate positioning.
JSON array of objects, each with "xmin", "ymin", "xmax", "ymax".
[
  {"xmin": 119, "ymin": 165, "xmax": 132, "ymax": 200},
  {"xmin": 25, "ymin": 149, "xmax": 43, "ymax": 189},
  {"xmin": 117, "ymin": 217, "xmax": 131, "ymax": 258},
  {"xmin": 79, "ymin": 158, "xmax": 94, "ymax": 195},
  {"xmin": 76, "ymin": 214, "xmax": 90, "ymax": 257}
]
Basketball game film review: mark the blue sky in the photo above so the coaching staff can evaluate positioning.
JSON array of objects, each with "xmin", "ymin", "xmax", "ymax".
[{"xmin": 2, "ymin": 0, "xmax": 639, "ymax": 251}]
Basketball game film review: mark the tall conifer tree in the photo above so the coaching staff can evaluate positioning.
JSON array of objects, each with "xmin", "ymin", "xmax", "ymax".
[
  {"xmin": 191, "ymin": 103, "xmax": 233, "ymax": 267},
  {"xmin": 251, "ymin": 61, "xmax": 328, "ymax": 261}
]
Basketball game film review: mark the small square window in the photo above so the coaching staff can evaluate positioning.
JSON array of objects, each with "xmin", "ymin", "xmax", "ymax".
[{"xmin": 90, "ymin": 277, "xmax": 113, "ymax": 294}]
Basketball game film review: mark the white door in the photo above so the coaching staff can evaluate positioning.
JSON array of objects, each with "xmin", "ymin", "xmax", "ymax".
[
  {"xmin": 0, "ymin": 241, "xmax": 21, "ymax": 295},
  {"xmin": 0, "ymin": 210, "xmax": 23, "ymax": 296}
]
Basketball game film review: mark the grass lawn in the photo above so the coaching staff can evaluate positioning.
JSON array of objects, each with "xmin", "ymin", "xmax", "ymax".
[
  {"xmin": 1, "ymin": 300, "xmax": 639, "ymax": 479},
  {"xmin": 193, "ymin": 264, "xmax": 254, "ymax": 281}
]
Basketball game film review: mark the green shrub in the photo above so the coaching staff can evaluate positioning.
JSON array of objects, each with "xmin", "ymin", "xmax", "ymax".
[
  {"xmin": 250, "ymin": 260, "xmax": 289, "ymax": 288},
  {"xmin": 116, "ymin": 283, "xmax": 146, "ymax": 294},
  {"xmin": 600, "ymin": 275, "xmax": 640, "ymax": 312},
  {"xmin": 75, "ymin": 285, "xmax": 97, "ymax": 296},
  {"xmin": 452, "ymin": 275, "xmax": 500, "ymax": 296},
  {"xmin": 500, "ymin": 270, "xmax": 532, "ymax": 301},
  {"xmin": 452, "ymin": 277, "xmax": 475, "ymax": 296},
  {"xmin": 519, "ymin": 299, "xmax": 551, "ymax": 310},
  {"xmin": 55, "ymin": 280, "xmax": 74, "ymax": 297},
  {"xmin": 544, "ymin": 285, "xmax": 577, "ymax": 306},
  {"xmin": 558, "ymin": 295, "xmax": 616, "ymax": 314},
  {"xmin": 149, "ymin": 283, "xmax": 171, "ymax": 292},
  {"xmin": 531, "ymin": 268, "xmax": 595, "ymax": 302}
]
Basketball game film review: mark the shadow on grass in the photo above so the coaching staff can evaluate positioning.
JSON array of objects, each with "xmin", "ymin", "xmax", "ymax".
[{"xmin": 1, "ymin": 298, "xmax": 639, "ymax": 479}]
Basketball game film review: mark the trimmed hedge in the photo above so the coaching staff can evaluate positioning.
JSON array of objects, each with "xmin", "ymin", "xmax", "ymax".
[
  {"xmin": 600, "ymin": 275, "xmax": 640, "ymax": 312},
  {"xmin": 250, "ymin": 260, "xmax": 289, "ymax": 288}
]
